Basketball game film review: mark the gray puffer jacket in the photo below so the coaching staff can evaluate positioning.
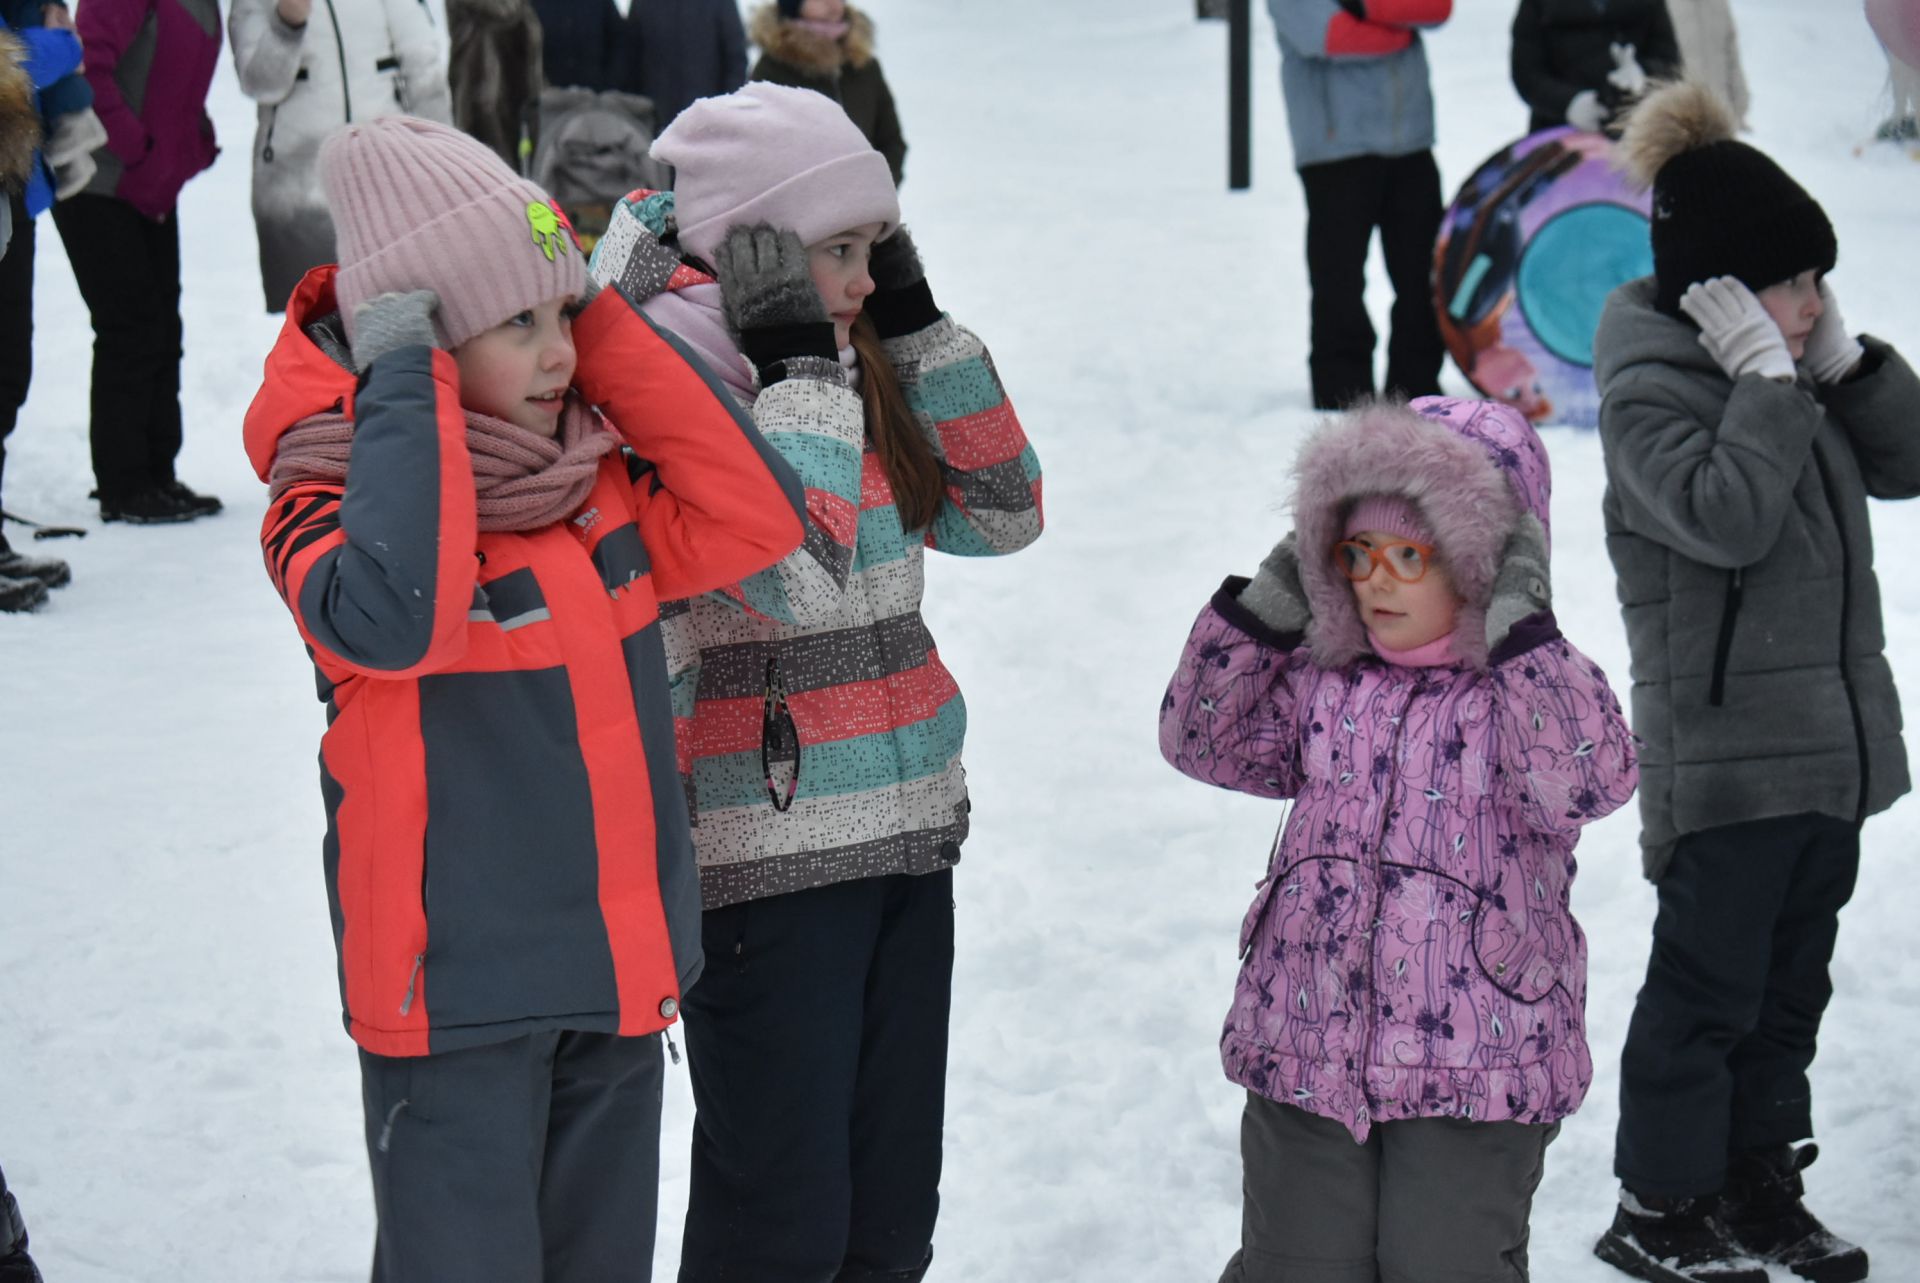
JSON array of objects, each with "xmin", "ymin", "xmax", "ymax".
[{"xmin": 1594, "ymin": 276, "xmax": 1920, "ymax": 877}]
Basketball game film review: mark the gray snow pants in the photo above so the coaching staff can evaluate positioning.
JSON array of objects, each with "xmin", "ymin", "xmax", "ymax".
[
  {"xmin": 1219, "ymin": 1092, "xmax": 1556, "ymax": 1283},
  {"xmin": 359, "ymin": 1030, "xmax": 665, "ymax": 1283}
]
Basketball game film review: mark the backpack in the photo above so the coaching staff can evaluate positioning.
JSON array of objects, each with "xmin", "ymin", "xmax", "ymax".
[{"xmin": 531, "ymin": 87, "xmax": 672, "ymax": 250}]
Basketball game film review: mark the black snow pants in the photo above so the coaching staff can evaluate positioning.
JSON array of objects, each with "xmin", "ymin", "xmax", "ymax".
[
  {"xmin": 1297, "ymin": 149, "xmax": 1446, "ymax": 412},
  {"xmin": 1614, "ymin": 812, "xmax": 1861, "ymax": 1197},
  {"xmin": 49, "ymin": 193, "xmax": 185, "ymax": 505},
  {"xmin": 678, "ymin": 869, "xmax": 955, "ymax": 1283}
]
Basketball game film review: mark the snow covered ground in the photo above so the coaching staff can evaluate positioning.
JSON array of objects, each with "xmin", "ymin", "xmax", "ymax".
[{"xmin": 3, "ymin": 1, "xmax": 1917, "ymax": 1278}]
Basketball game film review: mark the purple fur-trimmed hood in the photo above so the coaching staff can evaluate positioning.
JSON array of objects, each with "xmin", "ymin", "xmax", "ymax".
[{"xmin": 1291, "ymin": 396, "xmax": 1551, "ymax": 672}]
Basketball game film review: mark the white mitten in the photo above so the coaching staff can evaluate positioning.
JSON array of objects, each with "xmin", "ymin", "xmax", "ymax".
[
  {"xmin": 1799, "ymin": 278, "xmax": 1865, "ymax": 384},
  {"xmin": 1567, "ymin": 89, "xmax": 1609, "ymax": 134},
  {"xmin": 1607, "ymin": 42, "xmax": 1649, "ymax": 96},
  {"xmin": 1679, "ymin": 277, "xmax": 1796, "ymax": 382}
]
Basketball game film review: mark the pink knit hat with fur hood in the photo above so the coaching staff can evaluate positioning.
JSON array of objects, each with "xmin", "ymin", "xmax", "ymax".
[
  {"xmin": 1291, "ymin": 397, "xmax": 1551, "ymax": 672},
  {"xmin": 653, "ymin": 82, "xmax": 900, "ymax": 266},
  {"xmin": 321, "ymin": 116, "xmax": 586, "ymax": 349}
]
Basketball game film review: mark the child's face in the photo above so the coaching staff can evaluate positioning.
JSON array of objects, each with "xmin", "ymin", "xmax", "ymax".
[
  {"xmin": 1343, "ymin": 530, "xmax": 1460, "ymax": 651},
  {"xmin": 799, "ymin": 0, "xmax": 847, "ymax": 19},
  {"xmin": 1756, "ymin": 270, "xmax": 1824, "ymax": 360},
  {"xmin": 807, "ymin": 223, "xmax": 883, "ymax": 348},
  {"xmin": 453, "ymin": 298, "xmax": 578, "ymax": 437}
]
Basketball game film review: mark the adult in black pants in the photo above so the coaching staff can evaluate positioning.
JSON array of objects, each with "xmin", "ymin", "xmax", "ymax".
[
  {"xmin": 53, "ymin": 0, "xmax": 223, "ymax": 525},
  {"xmin": 1269, "ymin": 0, "xmax": 1452, "ymax": 412}
]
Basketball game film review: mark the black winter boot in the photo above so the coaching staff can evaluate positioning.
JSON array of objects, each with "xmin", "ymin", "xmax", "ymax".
[
  {"xmin": 0, "ymin": 534, "xmax": 71, "ymax": 589},
  {"xmin": 0, "ymin": 1184, "xmax": 43, "ymax": 1283},
  {"xmin": 1594, "ymin": 1188, "xmax": 1770, "ymax": 1283},
  {"xmin": 1722, "ymin": 1144, "xmax": 1869, "ymax": 1283},
  {"xmin": 0, "ymin": 572, "xmax": 46, "ymax": 613}
]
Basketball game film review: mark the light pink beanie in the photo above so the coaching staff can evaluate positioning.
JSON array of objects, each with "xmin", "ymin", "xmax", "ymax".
[
  {"xmin": 653, "ymin": 82, "xmax": 900, "ymax": 266},
  {"xmin": 1344, "ymin": 494, "xmax": 1432, "ymax": 543},
  {"xmin": 321, "ymin": 116, "xmax": 587, "ymax": 349}
]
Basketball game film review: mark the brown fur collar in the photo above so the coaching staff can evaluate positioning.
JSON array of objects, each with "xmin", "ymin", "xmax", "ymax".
[
  {"xmin": 748, "ymin": 3, "xmax": 875, "ymax": 73},
  {"xmin": 0, "ymin": 33, "xmax": 39, "ymax": 194}
]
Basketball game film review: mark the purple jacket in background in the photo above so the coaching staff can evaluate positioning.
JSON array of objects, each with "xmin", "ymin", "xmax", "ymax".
[
  {"xmin": 1160, "ymin": 397, "xmax": 1637, "ymax": 1141},
  {"xmin": 78, "ymin": 0, "xmax": 220, "ymax": 220}
]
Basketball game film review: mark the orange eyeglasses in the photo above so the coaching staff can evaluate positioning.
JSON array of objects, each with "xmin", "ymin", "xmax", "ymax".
[{"xmin": 1332, "ymin": 538, "xmax": 1436, "ymax": 584}]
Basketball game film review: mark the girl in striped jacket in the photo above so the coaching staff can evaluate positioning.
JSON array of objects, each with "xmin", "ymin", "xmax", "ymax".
[{"xmin": 588, "ymin": 82, "xmax": 1041, "ymax": 1281}]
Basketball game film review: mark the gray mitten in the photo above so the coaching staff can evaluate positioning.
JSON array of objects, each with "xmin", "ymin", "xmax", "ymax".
[
  {"xmin": 1485, "ymin": 513, "xmax": 1552, "ymax": 651},
  {"xmin": 711, "ymin": 223, "xmax": 828, "ymax": 335},
  {"xmin": 867, "ymin": 225, "xmax": 925, "ymax": 294},
  {"xmin": 350, "ymin": 290, "xmax": 441, "ymax": 372},
  {"xmin": 1237, "ymin": 532, "xmax": 1313, "ymax": 634}
]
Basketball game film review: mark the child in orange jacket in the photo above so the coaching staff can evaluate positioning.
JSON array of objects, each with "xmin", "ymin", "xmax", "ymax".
[{"xmin": 241, "ymin": 116, "xmax": 804, "ymax": 1283}]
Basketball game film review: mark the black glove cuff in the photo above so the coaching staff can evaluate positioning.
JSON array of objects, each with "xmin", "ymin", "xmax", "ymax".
[
  {"xmin": 864, "ymin": 279, "xmax": 940, "ymax": 340},
  {"xmin": 739, "ymin": 321, "xmax": 839, "ymax": 381}
]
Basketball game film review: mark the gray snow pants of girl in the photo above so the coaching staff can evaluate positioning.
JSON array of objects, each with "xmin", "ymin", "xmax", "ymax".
[
  {"xmin": 359, "ymin": 1030, "xmax": 664, "ymax": 1283},
  {"xmin": 1219, "ymin": 1093, "xmax": 1556, "ymax": 1283}
]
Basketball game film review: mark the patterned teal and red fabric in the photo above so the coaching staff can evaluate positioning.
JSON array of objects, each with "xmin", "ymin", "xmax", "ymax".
[
  {"xmin": 1159, "ymin": 397, "xmax": 1635, "ymax": 1140},
  {"xmin": 242, "ymin": 266, "xmax": 805, "ymax": 1056},
  {"xmin": 589, "ymin": 191, "xmax": 1043, "ymax": 908}
]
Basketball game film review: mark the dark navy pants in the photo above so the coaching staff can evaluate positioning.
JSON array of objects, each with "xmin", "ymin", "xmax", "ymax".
[
  {"xmin": 359, "ymin": 1030, "xmax": 664, "ymax": 1283},
  {"xmin": 678, "ymin": 870, "xmax": 954, "ymax": 1283},
  {"xmin": 1614, "ymin": 813, "xmax": 1861, "ymax": 1197}
]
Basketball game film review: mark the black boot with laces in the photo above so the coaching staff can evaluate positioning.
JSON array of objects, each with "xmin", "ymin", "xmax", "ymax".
[
  {"xmin": 1721, "ymin": 1144, "xmax": 1869, "ymax": 1283},
  {"xmin": 1594, "ymin": 1188, "xmax": 1769, "ymax": 1283}
]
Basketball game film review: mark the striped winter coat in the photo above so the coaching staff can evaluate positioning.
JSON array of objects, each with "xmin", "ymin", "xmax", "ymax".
[
  {"xmin": 589, "ymin": 192, "xmax": 1043, "ymax": 908},
  {"xmin": 242, "ymin": 266, "xmax": 806, "ymax": 1056}
]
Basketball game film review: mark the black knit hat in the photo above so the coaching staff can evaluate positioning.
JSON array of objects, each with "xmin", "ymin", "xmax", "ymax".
[
  {"xmin": 1649, "ymin": 139, "xmax": 1837, "ymax": 313},
  {"xmin": 777, "ymin": 0, "xmax": 804, "ymax": 16}
]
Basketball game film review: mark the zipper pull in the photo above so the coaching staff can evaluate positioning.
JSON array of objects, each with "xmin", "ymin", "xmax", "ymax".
[
  {"xmin": 399, "ymin": 953, "xmax": 424, "ymax": 1016},
  {"xmin": 663, "ymin": 1026, "xmax": 681, "ymax": 1065}
]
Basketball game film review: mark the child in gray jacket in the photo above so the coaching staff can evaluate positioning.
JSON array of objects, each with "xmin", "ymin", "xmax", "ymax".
[{"xmin": 1589, "ymin": 80, "xmax": 1920, "ymax": 1283}]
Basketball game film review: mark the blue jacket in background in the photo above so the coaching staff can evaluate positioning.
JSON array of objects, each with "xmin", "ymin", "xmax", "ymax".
[
  {"xmin": 0, "ymin": 10, "xmax": 81, "ymax": 215},
  {"xmin": 1267, "ymin": 0, "xmax": 1445, "ymax": 170}
]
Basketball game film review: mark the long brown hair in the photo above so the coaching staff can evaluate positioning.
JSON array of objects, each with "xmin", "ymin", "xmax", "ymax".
[{"xmin": 850, "ymin": 312, "xmax": 945, "ymax": 532}]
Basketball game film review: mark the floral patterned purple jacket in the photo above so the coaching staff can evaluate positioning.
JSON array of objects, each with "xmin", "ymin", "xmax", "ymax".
[{"xmin": 1160, "ymin": 398, "xmax": 1637, "ymax": 1141}]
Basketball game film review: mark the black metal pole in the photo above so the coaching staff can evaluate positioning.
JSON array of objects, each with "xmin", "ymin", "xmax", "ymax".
[{"xmin": 1229, "ymin": 0, "xmax": 1251, "ymax": 189}]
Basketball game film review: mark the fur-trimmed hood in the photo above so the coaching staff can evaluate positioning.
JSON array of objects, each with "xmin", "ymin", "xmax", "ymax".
[
  {"xmin": 0, "ymin": 32, "xmax": 41, "ymax": 195},
  {"xmin": 1291, "ymin": 396, "xmax": 1550, "ymax": 672},
  {"xmin": 748, "ymin": 3, "xmax": 875, "ymax": 72}
]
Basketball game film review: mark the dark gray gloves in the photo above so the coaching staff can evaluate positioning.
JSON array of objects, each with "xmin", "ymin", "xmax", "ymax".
[
  {"xmin": 1485, "ymin": 514, "xmax": 1551, "ymax": 652},
  {"xmin": 712, "ymin": 222, "xmax": 838, "ymax": 379},
  {"xmin": 349, "ymin": 289, "xmax": 440, "ymax": 372},
  {"xmin": 865, "ymin": 225, "xmax": 941, "ymax": 340},
  {"xmin": 1237, "ymin": 532, "xmax": 1313, "ymax": 635}
]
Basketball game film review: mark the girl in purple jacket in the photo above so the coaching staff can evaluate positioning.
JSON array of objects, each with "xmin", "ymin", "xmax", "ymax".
[{"xmin": 1160, "ymin": 396, "xmax": 1638, "ymax": 1283}]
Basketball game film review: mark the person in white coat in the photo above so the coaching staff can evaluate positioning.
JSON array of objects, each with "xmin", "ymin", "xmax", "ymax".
[
  {"xmin": 230, "ymin": 0, "xmax": 451, "ymax": 311},
  {"xmin": 1666, "ymin": 0, "xmax": 1750, "ymax": 127}
]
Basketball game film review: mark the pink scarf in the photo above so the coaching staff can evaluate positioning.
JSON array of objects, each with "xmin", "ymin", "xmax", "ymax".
[
  {"xmin": 1368, "ymin": 629, "xmax": 1459, "ymax": 668},
  {"xmin": 792, "ymin": 16, "xmax": 852, "ymax": 39},
  {"xmin": 640, "ymin": 283, "xmax": 757, "ymax": 402},
  {"xmin": 268, "ymin": 397, "xmax": 617, "ymax": 532}
]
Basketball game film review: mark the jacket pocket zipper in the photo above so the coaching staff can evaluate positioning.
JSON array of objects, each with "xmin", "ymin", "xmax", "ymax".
[{"xmin": 1707, "ymin": 567, "xmax": 1744, "ymax": 707}]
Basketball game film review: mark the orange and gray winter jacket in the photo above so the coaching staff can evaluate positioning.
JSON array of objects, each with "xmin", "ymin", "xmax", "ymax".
[{"xmin": 242, "ymin": 266, "xmax": 806, "ymax": 1056}]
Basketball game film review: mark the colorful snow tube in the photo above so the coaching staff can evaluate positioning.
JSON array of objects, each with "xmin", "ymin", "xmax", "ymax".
[{"xmin": 1433, "ymin": 126, "xmax": 1653, "ymax": 428}]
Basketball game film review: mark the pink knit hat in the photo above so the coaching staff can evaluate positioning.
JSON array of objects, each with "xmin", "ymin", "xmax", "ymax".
[
  {"xmin": 320, "ymin": 116, "xmax": 587, "ymax": 349},
  {"xmin": 653, "ymin": 82, "xmax": 900, "ymax": 266},
  {"xmin": 1344, "ymin": 494, "xmax": 1432, "ymax": 543}
]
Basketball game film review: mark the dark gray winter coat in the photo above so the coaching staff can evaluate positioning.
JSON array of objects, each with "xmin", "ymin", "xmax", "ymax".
[{"xmin": 1594, "ymin": 276, "xmax": 1920, "ymax": 877}]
